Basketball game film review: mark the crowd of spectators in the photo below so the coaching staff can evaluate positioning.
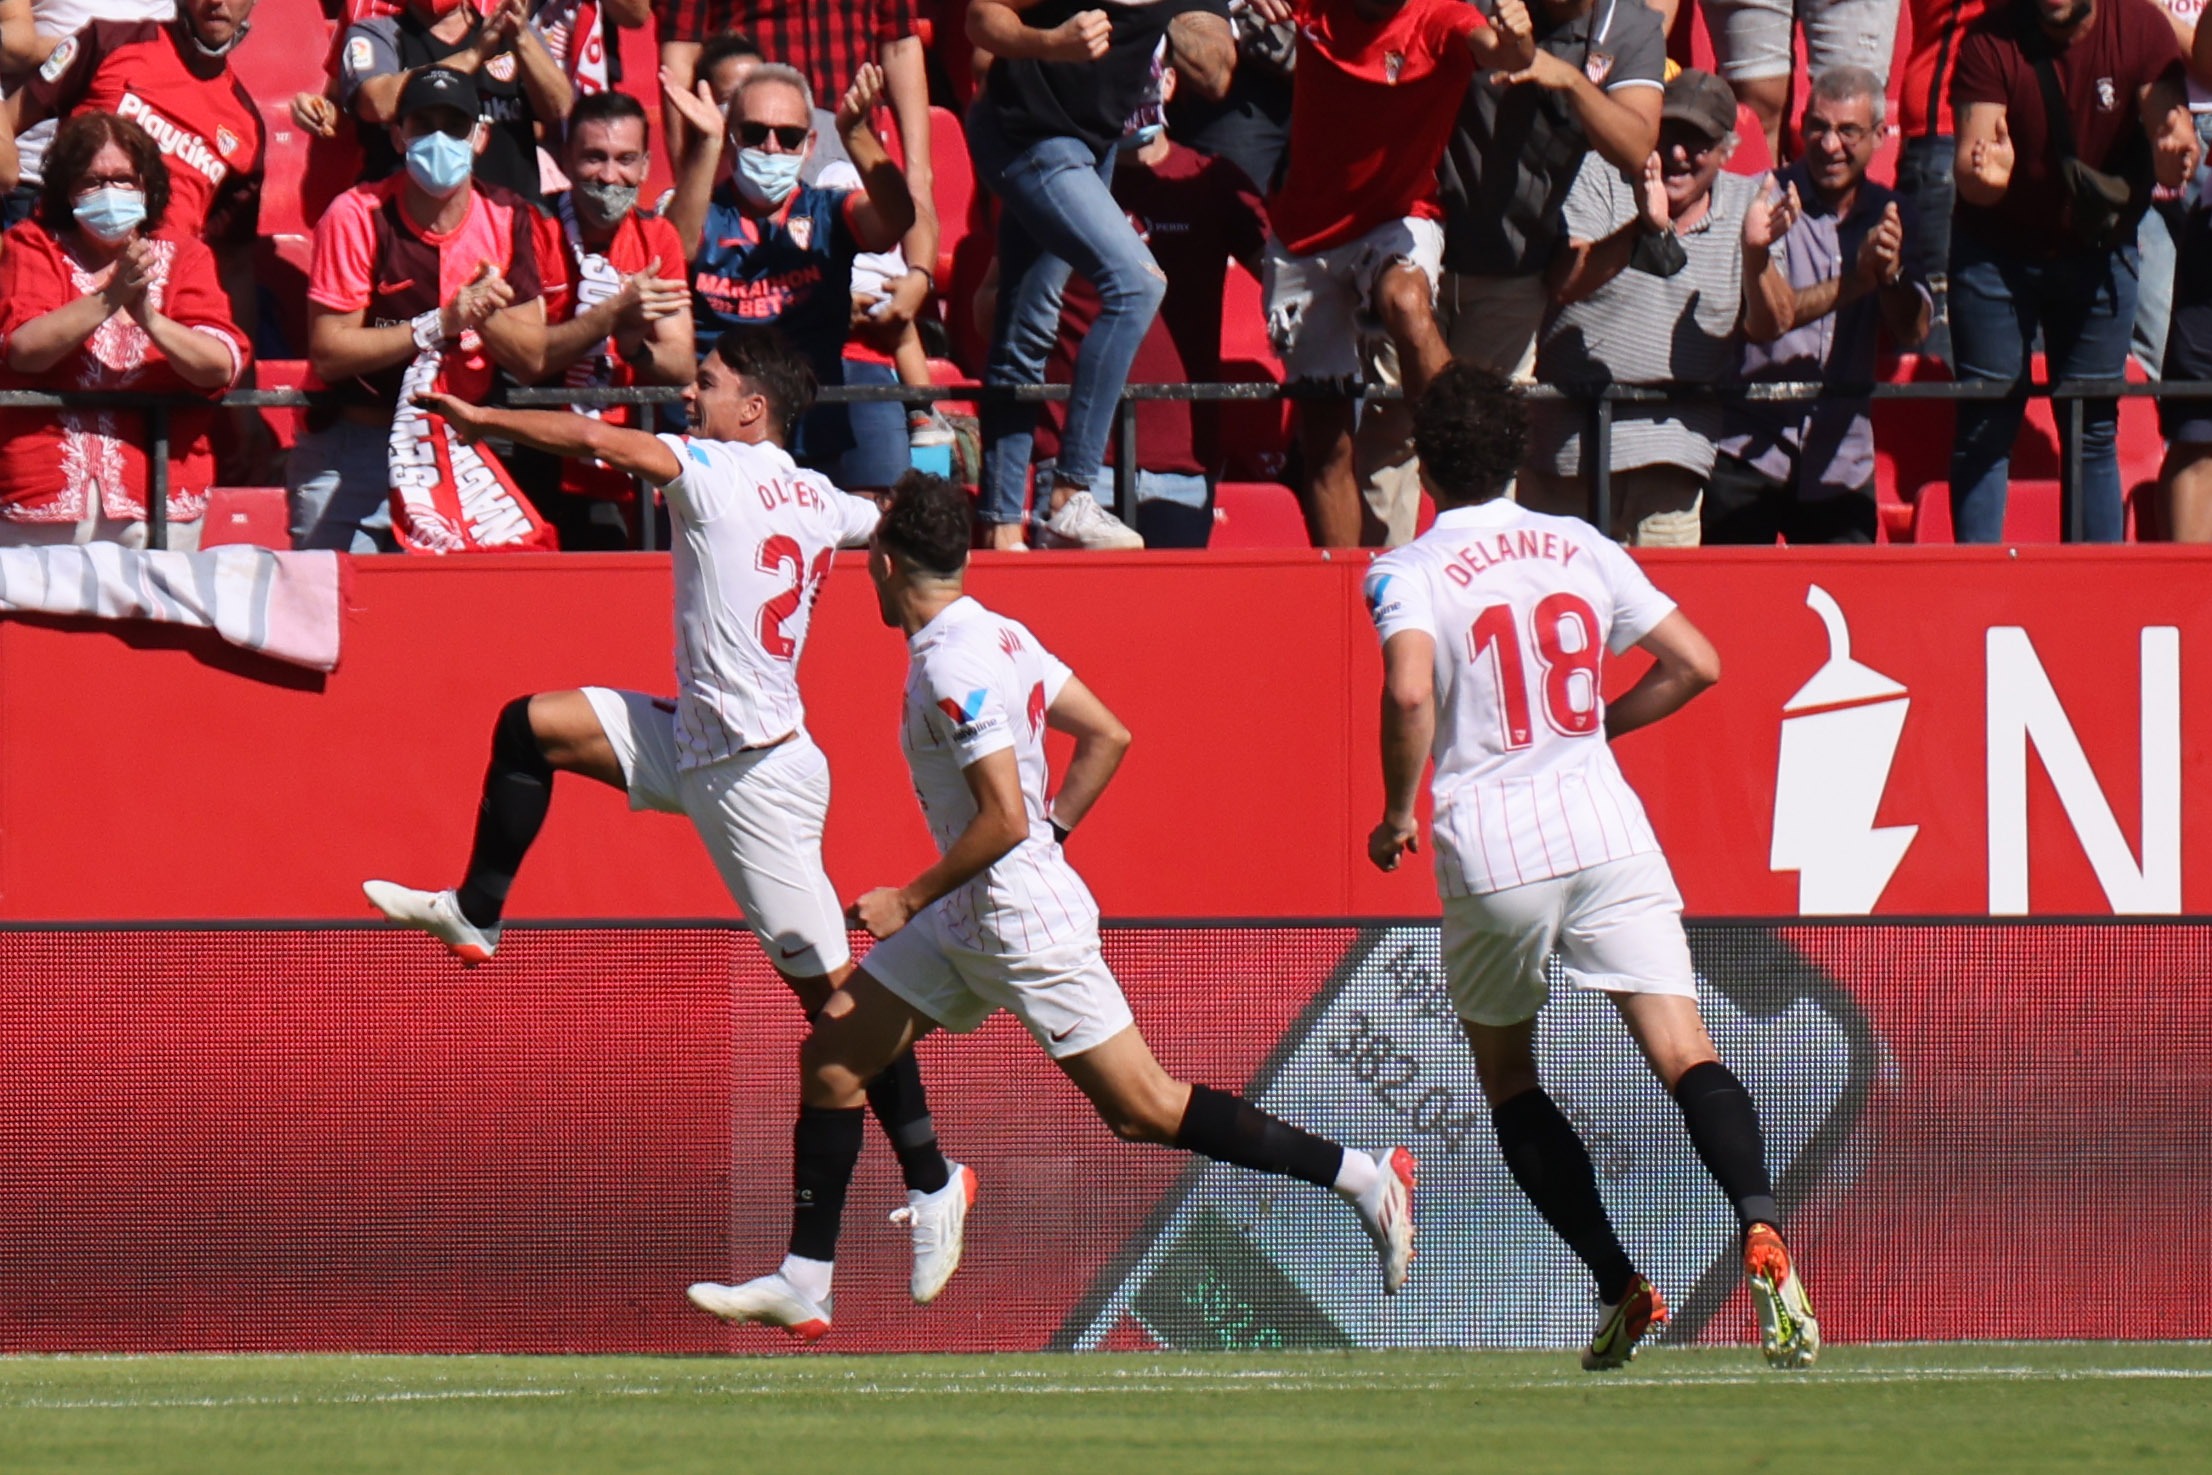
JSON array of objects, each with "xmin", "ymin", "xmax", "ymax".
[{"xmin": 0, "ymin": 0, "xmax": 2209, "ymax": 552}]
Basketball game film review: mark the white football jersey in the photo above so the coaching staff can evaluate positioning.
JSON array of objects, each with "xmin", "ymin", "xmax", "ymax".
[
  {"xmin": 899, "ymin": 596, "xmax": 1099, "ymax": 952},
  {"xmin": 654, "ymin": 434, "xmax": 880, "ymax": 767},
  {"xmin": 1364, "ymin": 500, "xmax": 1679, "ymax": 897}
]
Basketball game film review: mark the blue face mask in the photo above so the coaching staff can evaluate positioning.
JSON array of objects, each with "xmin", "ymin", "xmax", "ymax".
[
  {"xmin": 404, "ymin": 130, "xmax": 474, "ymax": 198},
  {"xmin": 734, "ymin": 146, "xmax": 804, "ymax": 208},
  {"xmin": 73, "ymin": 185, "xmax": 146, "ymax": 243}
]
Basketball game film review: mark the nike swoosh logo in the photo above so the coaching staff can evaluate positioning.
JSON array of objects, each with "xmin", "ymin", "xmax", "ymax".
[
  {"xmin": 779, "ymin": 944, "xmax": 808, "ymax": 959},
  {"xmin": 1049, "ymin": 1023, "xmax": 1078, "ymax": 1043},
  {"xmin": 374, "ymin": 278, "xmax": 416, "ymax": 295}
]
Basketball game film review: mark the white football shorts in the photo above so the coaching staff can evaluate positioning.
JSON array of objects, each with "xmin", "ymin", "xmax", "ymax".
[
  {"xmin": 582, "ymin": 686, "xmax": 850, "ymax": 975},
  {"xmin": 860, "ymin": 898, "xmax": 1136, "ymax": 1061},
  {"xmin": 1440, "ymin": 852, "xmax": 1698, "ymax": 1027}
]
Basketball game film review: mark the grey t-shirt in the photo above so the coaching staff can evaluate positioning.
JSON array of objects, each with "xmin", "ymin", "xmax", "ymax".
[
  {"xmin": 1436, "ymin": 0, "xmax": 1666, "ymax": 279},
  {"xmin": 1532, "ymin": 163, "xmax": 1761, "ymax": 477}
]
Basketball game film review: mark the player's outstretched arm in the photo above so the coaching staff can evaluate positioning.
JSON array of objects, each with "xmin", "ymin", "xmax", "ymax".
[
  {"xmin": 1372, "ymin": 630, "xmax": 1436, "ymax": 873},
  {"xmin": 412, "ymin": 393, "xmax": 684, "ymax": 485},
  {"xmin": 1605, "ymin": 610, "xmax": 1720, "ymax": 740},
  {"xmin": 1043, "ymin": 675, "xmax": 1131, "ymax": 837},
  {"xmin": 850, "ymin": 748, "xmax": 1029, "ymax": 938}
]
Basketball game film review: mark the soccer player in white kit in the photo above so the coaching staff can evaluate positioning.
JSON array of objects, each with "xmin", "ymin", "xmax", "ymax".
[
  {"xmin": 1363, "ymin": 364, "xmax": 1819, "ymax": 1370},
  {"xmin": 365, "ymin": 327, "xmax": 973, "ymax": 1303},
  {"xmin": 686, "ymin": 473, "xmax": 1416, "ymax": 1340}
]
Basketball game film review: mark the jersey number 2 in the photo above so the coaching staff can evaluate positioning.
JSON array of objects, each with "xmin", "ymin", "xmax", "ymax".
[
  {"xmin": 756, "ymin": 536, "xmax": 834, "ymax": 660},
  {"xmin": 1468, "ymin": 594, "xmax": 1602, "ymax": 749}
]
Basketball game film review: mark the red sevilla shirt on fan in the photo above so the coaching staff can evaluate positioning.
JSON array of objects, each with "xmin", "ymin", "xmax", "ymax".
[
  {"xmin": 24, "ymin": 19, "xmax": 265, "ymax": 245},
  {"xmin": 531, "ymin": 199, "xmax": 688, "ymax": 500},
  {"xmin": 1268, "ymin": 0, "xmax": 1488, "ymax": 256}
]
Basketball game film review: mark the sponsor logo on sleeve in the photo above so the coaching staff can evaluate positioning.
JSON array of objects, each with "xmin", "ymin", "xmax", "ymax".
[
  {"xmin": 938, "ymin": 689, "xmax": 1002, "ymax": 745},
  {"xmin": 39, "ymin": 36, "xmax": 76, "ymax": 84},
  {"xmin": 1363, "ymin": 570, "xmax": 1403, "ymax": 624},
  {"xmin": 346, "ymin": 36, "xmax": 375, "ymax": 77}
]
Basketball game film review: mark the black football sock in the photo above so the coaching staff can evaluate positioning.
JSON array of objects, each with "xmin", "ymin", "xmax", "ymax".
[
  {"xmin": 1672, "ymin": 1061, "xmax": 1782, "ymax": 1233},
  {"xmin": 864, "ymin": 1050, "xmax": 951, "ymax": 1196},
  {"xmin": 454, "ymin": 697, "xmax": 553, "ymax": 929},
  {"xmin": 1492, "ymin": 1087, "xmax": 1639, "ymax": 1304},
  {"xmin": 787, "ymin": 1104, "xmax": 868, "ymax": 1263},
  {"xmin": 1172, "ymin": 1084, "xmax": 1343, "ymax": 1188}
]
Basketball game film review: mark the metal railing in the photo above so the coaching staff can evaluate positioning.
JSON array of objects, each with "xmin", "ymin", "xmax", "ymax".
[{"xmin": 4, "ymin": 375, "xmax": 2200, "ymax": 550}]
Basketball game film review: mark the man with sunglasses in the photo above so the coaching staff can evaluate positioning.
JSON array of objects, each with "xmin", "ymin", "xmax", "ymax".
[
  {"xmin": 290, "ymin": 64, "xmax": 547, "ymax": 550},
  {"xmin": 1708, "ymin": 67, "xmax": 1932, "ymax": 545},
  {"xmin": 665, "ymin": 60, "xmax": 914, "ymax": 482}
]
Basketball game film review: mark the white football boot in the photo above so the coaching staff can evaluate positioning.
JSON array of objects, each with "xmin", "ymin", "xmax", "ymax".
[
  {"xmin": 888, "ymin": 1162, "xmax": 978, "ymax": 1304},
  {"xmin": 362, "ymin": 880, "xmax": 499, "ymax": 965},
  {"xmin": 686, "ymin": 1273, "xmax": 832, "ymax": 1342},
  {"xmin": 1352, "ymin": 1146, "xmax": 1418, "ymax": 1295}
]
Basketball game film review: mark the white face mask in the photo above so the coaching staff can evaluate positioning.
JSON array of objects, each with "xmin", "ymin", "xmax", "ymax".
[
  {"xmin": 734, "ymin": 147, "xmax": 804, "ymax": 208},
  {"xmin": 73, "ymin": 184, "xmax": 146, "ymax": 242}
]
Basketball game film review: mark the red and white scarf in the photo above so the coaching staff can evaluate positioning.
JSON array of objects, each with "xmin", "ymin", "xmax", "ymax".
[
  {"xmin": 387, "ymin": 345, "xmax": 557, "ymax": 553},
  {"xmin": 536, "ymin": 0, "xmax": 609, "ymax": 95}
]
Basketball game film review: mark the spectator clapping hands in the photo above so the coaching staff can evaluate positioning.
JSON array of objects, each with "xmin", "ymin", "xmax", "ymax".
[{"xmin": 1741, "ymin": 173, "xmax": 1801, "ymax": 254}]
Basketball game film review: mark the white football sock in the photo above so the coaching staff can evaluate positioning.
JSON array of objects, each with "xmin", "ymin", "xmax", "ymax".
[
  {"xmin": 1331, "ymin": 1147, "xmax": 1380, "ymax": 1200},
  {"xmin": 779, "ymin": 1253, "xmax": 834, "ymax": 1303}
]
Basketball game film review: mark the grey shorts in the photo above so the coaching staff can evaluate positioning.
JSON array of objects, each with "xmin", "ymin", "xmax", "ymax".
[{"xmin": 1703, "ymin": 0, "xmax": 1900, "ymax": 85}]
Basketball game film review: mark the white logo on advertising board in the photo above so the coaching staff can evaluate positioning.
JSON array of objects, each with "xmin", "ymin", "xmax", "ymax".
[{"xmin": 1770, "ymin": 586, "xmax": 1917, "ymax": 915}]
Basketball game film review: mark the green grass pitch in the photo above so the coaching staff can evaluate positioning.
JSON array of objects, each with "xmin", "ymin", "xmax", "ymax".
[{"xmin": 3, "ymin": 1345, "xmax": 2208, "ymax": 1474}]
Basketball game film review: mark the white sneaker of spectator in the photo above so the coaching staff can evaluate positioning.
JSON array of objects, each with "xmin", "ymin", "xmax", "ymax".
[{"xmin": 1039, "ymin": 490, "xmax": 1145, "ymax": 550}]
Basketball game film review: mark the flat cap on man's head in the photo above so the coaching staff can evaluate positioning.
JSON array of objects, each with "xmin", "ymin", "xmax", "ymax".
[{"xmin": 1661, "ymin": 68, "xmax": 1739, "ymax": 141}]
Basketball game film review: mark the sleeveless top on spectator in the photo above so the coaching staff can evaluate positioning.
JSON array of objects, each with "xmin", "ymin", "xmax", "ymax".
[
  {"xmin": 1437, "ymin": 0, "xmax": 1665, "ymax": 278},
  {"xmin": 341, "ymin": 8, "xmax": 546, "ymax": 204},
  {"xmin": 980, "ymin": 0, "xmax": 1230, "ymax": 154}
]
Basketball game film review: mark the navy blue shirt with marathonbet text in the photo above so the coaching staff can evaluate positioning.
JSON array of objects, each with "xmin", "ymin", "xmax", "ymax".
[{"xmin": 688, "ymin": 179, "xmax": 863, "ymax": 384}]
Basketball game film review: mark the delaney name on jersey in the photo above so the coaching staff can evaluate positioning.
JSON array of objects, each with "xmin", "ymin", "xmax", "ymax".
[{"xmin": 1441, "ymin": 528, "xmax": 1586, "ymax": 586}]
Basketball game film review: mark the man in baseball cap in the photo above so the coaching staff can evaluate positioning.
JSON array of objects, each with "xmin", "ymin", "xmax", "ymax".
[
  {"xmin": 291, "ymin": 57, "xmax": 549, "ymax": 552},
  {"xmin": 1515, "ymin": 62, "xmax": 1796, "ymax": 546}
]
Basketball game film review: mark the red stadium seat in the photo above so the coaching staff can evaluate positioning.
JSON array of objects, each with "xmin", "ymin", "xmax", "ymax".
[
  {"xmin": 1211, "ymin": 481, "xmax": 1308, "ymax": 548},
  {"xmin": 925, "ymin": 356, "xmax": 978, "ymax": 420},
  {"xmin": 229, "ymin": 0, "xmax": 336, "ymax": 238},
  {"xmin": 253, "ymin": 358, "xmax": 315, "ymax": 454},
  {"xmin": 1221, "ymin": 260, "xmax": 1273, "ymax": 368},
  {"xmin": 1216, "ymin": 357, "xmax": 1292, "ymax": 484},
  {"xmin": 198, "ymin": 486, "xmax": 291, "ymax": 549},
  {"xmin": 1909, "ymin": 478, "xmax": 2063, "ymax": 544},
  {"xmin": 929, "ymin": 104, "xmax": 975, "ymax": 291}
]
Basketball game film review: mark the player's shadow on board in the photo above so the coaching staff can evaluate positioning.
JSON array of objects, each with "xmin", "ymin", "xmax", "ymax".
[{"xmin": 1, "ymin": 612, "xmax": 330, "ymax": 692}]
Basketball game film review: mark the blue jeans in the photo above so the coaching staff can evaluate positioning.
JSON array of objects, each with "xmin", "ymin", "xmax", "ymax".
[
  {"xmin": 288, "ymin": 416, "xmax": 397, "ymax": 552},
  {"xmin": 1947, "ymin": 234, "xmax": 2139, "ymax": 543},
  {"xmin": 967, "ymin": 101, "xmax": 1166, "ymax": 527},
  {"xmin": 839, "ymin": 357, "xmax": 913, "ymax": 491},
  {"xmin": 1894, "ymin": 134, "xmax": 1954, "ymax": 364}
]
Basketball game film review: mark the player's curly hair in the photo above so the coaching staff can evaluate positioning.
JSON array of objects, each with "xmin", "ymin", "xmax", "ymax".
[
  {"xmin": 40, "ymin": 112, "xmax": 171, "ymax": 236},
  {"xmin": 1412, "ymin": 362, "xmax": 1527, "ymax": 508},
  {"xmin": 711, "ymin": 325, "xmax": 817, "ymax": 443},
  {"xmin": 878, "ymin": 471, "xmax": 972, "ymax": 579}
]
